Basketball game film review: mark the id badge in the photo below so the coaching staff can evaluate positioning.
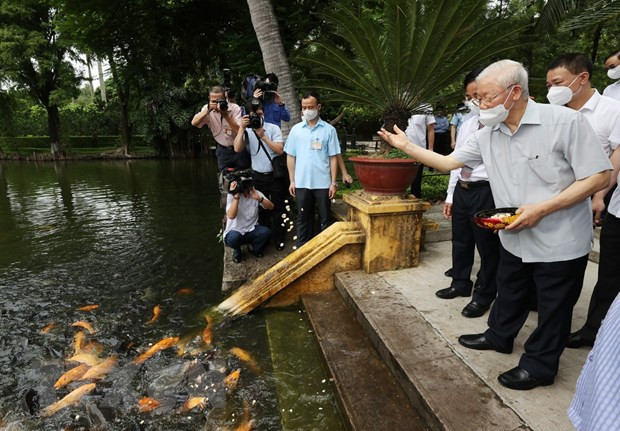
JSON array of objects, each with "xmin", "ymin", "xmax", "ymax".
[
  {"xmin": 311, "ymin": 139, "xmax": 322, "ymax": 150},
  {"xmin": 224, "ymin": 128, "xmax": 233, "ymax": 136}
]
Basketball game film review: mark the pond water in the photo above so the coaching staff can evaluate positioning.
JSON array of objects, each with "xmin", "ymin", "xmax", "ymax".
[{"xmin": 0, "ymin": 160, "xmax": 345, "ymax": 430}]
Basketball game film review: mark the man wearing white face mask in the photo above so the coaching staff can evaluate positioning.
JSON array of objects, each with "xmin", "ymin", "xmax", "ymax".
[
  {"xmin": 546, "ymin": 53, "xmax": 620, "ymax": 350},
  {"xmin": 546, "ymin": 53, "xmax": 620, "ymax": 225},
  {"xmin": 378, "ymin": 59, "xmax": 612, "ymax": 391},
  {"xmin": 285, "ymin": 91, "xmax": 341, "ymax": 247},
  {"xmin": 603, "ymin": 49, "xmax": 620, "ymax": 102}
]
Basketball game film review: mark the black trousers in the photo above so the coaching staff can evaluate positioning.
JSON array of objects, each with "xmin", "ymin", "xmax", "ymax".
[
  {"xmin": 435, "ymin": 132, "xmax": 451, "ymax": 155},
  {"xmin": 295, "ymin": 188, "xmax": 331, "ymax": 247},
  {"xmin": 579, "ymin": 213, "xmax": 620, "ymax": 339},
  {"xmin": 410, "ymin": 164, "xmax": 424, "ymax": 198},
  {"xmin": 485, "ymin": 245, "xmax": 588, "ymax": 379},
  {"xmin": 253, "ymin": 172, "xmax": 287, "ymax": 246},
  {"xmin": 215, "ymin": 145, "xmax": 251, "ymax": 171},
  {"xmin": 450, "ymin": 182, "xmax": 500, "ymax": 306}
]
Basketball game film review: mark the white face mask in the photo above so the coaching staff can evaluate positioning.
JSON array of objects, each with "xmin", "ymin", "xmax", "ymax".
[
  {"xmin": 546, "ymin": 74, "xmax": 584, "ymax": 105},
  {"xmin": 608, "ymin": 66, "xmax": 620, "ymax": 80},
  {"xmin": 478, "ymin": 86, "xmax": 516, "ymax": 127},
  {"xmin": 303, "ymin": 109, "xmax": 319, "ymax": 121},
  {"xmin": 465, "ymin": 100, "xmax": 480, "ymax": 116}
]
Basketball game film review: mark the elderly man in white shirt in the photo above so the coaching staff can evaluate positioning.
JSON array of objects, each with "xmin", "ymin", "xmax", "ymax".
[
  {"xmin": 546, "ymin": 52, "xmax": 620, "ymax": 349},
  {"xmin": 439, "ymin": 68, "xmax": 500, "ymax": 319},
  {"xmin": 379, "ymin": 59, "xmax": 612, "ymax": 391},
  {"xmin": 603, "ymin": 49, "xmax": 620, "ymax": 102}
]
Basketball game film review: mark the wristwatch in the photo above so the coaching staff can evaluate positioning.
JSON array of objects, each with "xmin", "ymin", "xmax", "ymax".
[{"xmin": 259, "ymin": 196, "xmax": 264, "ymax": 203}]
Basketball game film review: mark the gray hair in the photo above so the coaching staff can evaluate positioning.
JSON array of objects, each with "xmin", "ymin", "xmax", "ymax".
[{"xmin": 476, "ymin": 59, "xmax": 530, "ymax": 97}]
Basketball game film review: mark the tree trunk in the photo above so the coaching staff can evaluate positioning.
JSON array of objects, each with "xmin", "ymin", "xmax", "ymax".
[
  {"xmin": 246, "ymin": 0, "xmax": 300, "ymax": 139},
  {"xmin": 46, "ymin": 104, "xmax": 63, "ymax": 157},
  {"xmin": 86, "ymin": 54, "xmax": 95, "ymax": 97},
  {"xmin": 591, "ymin": 24, "xmax": 603, "ymax": 63},
  {"xmin": 98, "ymin": 59, "xmax": 107, "ymax": 103},
  {"xmin": 109, "ymin": 59, "xmax": 130, "ymax": 156}
]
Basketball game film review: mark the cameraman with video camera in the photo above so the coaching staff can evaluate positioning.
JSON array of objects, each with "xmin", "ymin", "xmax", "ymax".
[
  {"xmin": 192, "ymin": 85, "xmax": 247, "ymax": 171},
  {"xmin": 224, "ymin": 172, "xmax": 274, "ymax": 263},
  {"xmin": 234, "ymin": 99, "xmax": 288, "ymax": 251},
  {"xmin": 252, "ymin": 73, "xmax": 290, "ymax": 128}
]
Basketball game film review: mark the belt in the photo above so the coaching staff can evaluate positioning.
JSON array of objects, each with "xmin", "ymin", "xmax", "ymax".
[
  {"xmin": 254, "ymin": 171, "xmax": 273, "ymax": 176},
  {"xmin": 458, "ymin": 180, "xmax": 489, "ymax": 189}
]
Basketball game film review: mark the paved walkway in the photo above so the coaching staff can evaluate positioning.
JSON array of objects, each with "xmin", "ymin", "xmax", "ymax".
[{"xmin": 375, "ymin": 240, "xmax": 595, "ymax": 431}]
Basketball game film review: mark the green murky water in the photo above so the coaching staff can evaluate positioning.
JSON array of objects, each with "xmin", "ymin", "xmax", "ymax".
[{"xmin": 0, "ymin": 160, "xmax": 345, "ymax": 430}]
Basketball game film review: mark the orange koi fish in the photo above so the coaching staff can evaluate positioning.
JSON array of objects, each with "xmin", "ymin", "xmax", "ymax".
[
  {"xmin": 40, "ymin": 383, "xmax": 96, "ymax": 417},
  {"xmin": 181, "ymin": 396, "xmax": 207, "ymax": 412},
  {"xmin": 176, "ymin": 288, "xmax": 194, "ymax": 295},
  {"xmin": 81, "ymin": 340, "xmax": 104, "ymax": 355},
  {"xmin": 54, "ymin": 364, "xmax": 90, "ymax": 389},
  {"xmin": 40, "ymin": 322, "xmax": 58, "ymax": 334},
  {"xmin": 77, "ymin": 304, "xmax": 99, "ymax": 312},
  {"xmin": 79, "ymin": 356, "xmax": 117, "ymax": 381},
  {"xmin": 202, "ymin": 316, "xmax": 213, "ymax": 346},
  {"xmin": 70, "ymin": 321, "xmax": 95, "ymax": 334},
  {"xmin": 73, "ymin": 331, "xmax": 87, "ymax": 355},
  {"xmin": 146, "ymin": 305, "xmax": 161, "ymax": 325},
  {"xmin": 225, "ymin": 369, "xmax": 241, "ymax": 390},
  {"xmin": 133, "ymin": 336, "xmax": 180, "ymax": 364},
  {"xmin": 229, "ymin": 347, "xmax": 260, "ymax": 373},
  {"xmin": 68, "ymin": 353, "xmax": 103, "ymax": 367},
  {"xmin": 138, "ymin": 397, "xmax": 160, "ymax": 413},
  {"xmin": 235, "ymin": 400, "xmax": 253, "ymax": 431}
]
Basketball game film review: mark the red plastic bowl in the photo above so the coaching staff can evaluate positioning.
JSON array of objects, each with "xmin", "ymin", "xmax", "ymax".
[{"xmin": 474, "ymin": 207, "xmax": 519, "ymax": 230}]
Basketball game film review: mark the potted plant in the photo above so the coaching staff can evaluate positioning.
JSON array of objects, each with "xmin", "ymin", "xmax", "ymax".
[{"xmin": 301, "ymin": 0, "xmax": 527, "ymax": 195}]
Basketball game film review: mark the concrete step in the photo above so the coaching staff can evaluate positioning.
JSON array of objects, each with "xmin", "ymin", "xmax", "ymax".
[
  {"xmin": 303, "ymin": 290, "xmax": 429, "ymax": 431},
  {"xmin": 334, "ymin": 271, "xmax": 529, "ymax": 431}
]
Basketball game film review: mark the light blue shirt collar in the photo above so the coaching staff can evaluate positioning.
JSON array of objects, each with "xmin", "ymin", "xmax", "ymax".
[{"xmin": 302, "ymin": 117, "xmax": 326, "ymax": 129}]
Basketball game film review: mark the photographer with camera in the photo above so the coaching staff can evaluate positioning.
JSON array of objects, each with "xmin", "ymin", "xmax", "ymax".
[
  {"xmin": 224, "ymin": 174, "xmax": 274, "ymax": 264},
  {"xmin": 252, "ymin": 73, "xmax": 290, "ymax": 128},
  {"xmin": 192, "ymin": 85, "xmax": 247, "ymax": 171},
  {"xmin": 233, "ymin": 99, "xmax": 288, "ymax": 251}
]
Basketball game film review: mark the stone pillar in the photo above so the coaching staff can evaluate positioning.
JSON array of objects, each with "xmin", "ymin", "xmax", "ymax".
[{"xmin": 344, "ymin": 191, "xmax": 430, "ymax": 273}]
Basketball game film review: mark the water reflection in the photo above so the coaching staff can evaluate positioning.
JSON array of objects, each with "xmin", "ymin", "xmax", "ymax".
[{"xmin": 0, "ymin": 160, "xmax": 344, "ymax": 430}]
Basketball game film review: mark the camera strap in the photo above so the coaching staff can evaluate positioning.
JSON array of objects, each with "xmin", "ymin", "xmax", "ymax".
[
  {"xmin": 245, "ymin": 130, "xmax": 260, "ymax": 156},
  {"xmin": 253, "ymin": 130, "xmax": 274, "ymax": 162}
]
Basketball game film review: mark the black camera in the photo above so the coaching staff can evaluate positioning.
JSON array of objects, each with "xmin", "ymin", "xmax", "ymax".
[
  {"xmin": 215, "ymin": 98, "xmax": 228, "ymax": 112},
  {"xmin": 254, "ymin": 79, "xmax": 277, "ymax": 103},
  {"xmin": 249, "ymin": 112, "xmax": 263, "ymax": 129},
  {"xmin": 224, "ymin": 168, "xmax": 254, "ymax": 195}
]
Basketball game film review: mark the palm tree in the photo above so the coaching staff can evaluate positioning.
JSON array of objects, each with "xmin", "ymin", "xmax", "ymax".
[
  {"xmin": 300, "ymin": 0, "xmax": 530, "ymax": 138},
  {"xmin": 246, "ymin": 0, "xmax": 301, "ymax": 138}
]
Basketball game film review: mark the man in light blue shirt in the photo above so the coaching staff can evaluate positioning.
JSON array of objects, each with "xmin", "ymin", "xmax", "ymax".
[{"xmin": 285, "ymin": 92, "xmax": 341, "ymax": 247}]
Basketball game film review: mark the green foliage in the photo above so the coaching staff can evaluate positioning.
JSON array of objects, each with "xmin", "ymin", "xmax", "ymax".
[
  {"xmin": 421, "ymin": 173, "xmax": 450, "ymax": 202},
  {"xmin": 383, "ymin": 148, "xmax": 412, "ymax": 159},
  {"xmin": 300, "ymin": 0, "xmax": 532, "ymax": 123}
]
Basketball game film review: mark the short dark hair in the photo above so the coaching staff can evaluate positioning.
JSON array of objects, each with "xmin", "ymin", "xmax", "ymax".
[
  {"xmin": 302, "ymin": 91, "xmax": 321, "ymax": 104},
  {"xmin": 547, "ymin": 53, "xmax": 592, "ymax": 78},
  {"xmin": 265, "ymin": 73, "xmax": 279, "ymax": 85},
  {"xmin": 464, "ymin": 68, "xmax": 484, "ymax": 90},
  {"xmin": 605, "ymin": 49, "xmax": 620, "ymax": 63},
  {"xmin": 210, "ymin": 85, "xmax": 225, "ymax": 95}
]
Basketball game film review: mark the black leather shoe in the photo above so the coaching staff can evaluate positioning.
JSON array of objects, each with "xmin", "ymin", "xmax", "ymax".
[
  {"xmin": 232, "ymin": 251, "xmax": 242, "ymax": 264},
  {"xmin": 435, "ymin": 286, "xmax": 471, "ymax": 299},
  {"xmin": 444, "ymin": 268, "xmax": 453, "ymax": 277},
  {"xmin": 565, "ymin": 331, "xmax": 595, "ymax": 349},
  {"xmin": 458, "ymin": 333, "xmax": 512, "ymax": 354},
  {"xmin": 498, "ymin": 367, "xmax": 554, "ymax": 390},
  {"xmin": 252, "ymin": 251, "xmax": 264, "ymax": 258},
  {"xmin": 461, "ymin": 301, "xmax": 490, "ymax": 318}
]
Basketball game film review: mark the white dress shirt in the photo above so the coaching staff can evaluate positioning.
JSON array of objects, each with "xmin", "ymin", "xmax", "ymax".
[
  {"xmin": 603, "ymin": 80, "xmax": 620, "ymax": 102},
  {"xmin": 224, "ymin": 191, "xmax": 267, "ymax": 238},
  {"xmin": 405, "ymin": 112, "xmax": 435, "ymax": 149},
  {"xmin": 445, "ymin": 115, "xmax": 489, "ymax": 204},
  {"xmin": 578, "ymin": 90, "xmax": 620, "ymax": 157}
]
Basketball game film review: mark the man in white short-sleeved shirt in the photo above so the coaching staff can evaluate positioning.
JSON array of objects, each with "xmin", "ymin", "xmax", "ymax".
[
  {"xmin": 405, "ymin": 105, "xmax": 435, "ymax": 197},
  {"xmin": 546, "ymin": 53, "xmax": 620, "ymax": 349},
  {"xmin": 603, "ymin": 49, "xmax": 620, "ymax": 102},
  {"xmin": 379, "ymin": 59, "xmax": 612, "ymax": 391}
]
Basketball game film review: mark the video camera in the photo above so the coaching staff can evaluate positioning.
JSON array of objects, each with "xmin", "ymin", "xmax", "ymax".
[
  {"xmin": 224, "ymin": 168, "xmax": 254, "ymax": 195},
  {"xmin": 254, "ymin": 73, "xmax": 278, "ymax": 103}
]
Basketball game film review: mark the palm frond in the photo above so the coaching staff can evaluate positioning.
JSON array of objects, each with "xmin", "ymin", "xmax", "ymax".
[
  {"xmin": 535, "ymin": 0, "xmax": 575, "ymax": 34},
  {"xmin": 560, "ymin": 0, "xmax": 620, "ymax": 30}
]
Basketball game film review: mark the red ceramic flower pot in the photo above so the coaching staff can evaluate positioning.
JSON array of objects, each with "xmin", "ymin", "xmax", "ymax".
[{"xmin": 349, "ymin": 157, "xmax": 420, "ymax": 195}]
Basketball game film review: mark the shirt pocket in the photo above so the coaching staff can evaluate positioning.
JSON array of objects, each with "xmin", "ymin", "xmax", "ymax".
[{"xmin": 527, "ymin": 154, "xmax": 561, "ymax": 184}]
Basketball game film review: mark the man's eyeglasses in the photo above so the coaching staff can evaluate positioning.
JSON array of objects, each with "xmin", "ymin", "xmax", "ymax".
[{"xmin": 472, "ymin": 84, "xmax": 517, "ymax": 107}]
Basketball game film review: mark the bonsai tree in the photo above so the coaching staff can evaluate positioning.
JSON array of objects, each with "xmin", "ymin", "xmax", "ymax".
[{"xmin": 301, "ymin": 0, "xmax": 530, "ymax": 150}]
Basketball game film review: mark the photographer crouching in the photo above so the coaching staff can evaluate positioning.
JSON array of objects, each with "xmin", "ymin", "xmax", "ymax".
[
  {"xmin": 233, "ymin": 99, "xmax": 288, "ymax": 251},
  {"xmin": 224, "ymin": 172, "xmax": 273, "ymax": 263}
]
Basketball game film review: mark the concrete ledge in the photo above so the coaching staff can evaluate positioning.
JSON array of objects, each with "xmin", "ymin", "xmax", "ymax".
[
  {"xmin": 335, "ymin": 271, "xmax": 528, "ymax": 431},
  {"xmin": 303, "ymin": 290, "xmax": 428, "ymax": 431}
]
